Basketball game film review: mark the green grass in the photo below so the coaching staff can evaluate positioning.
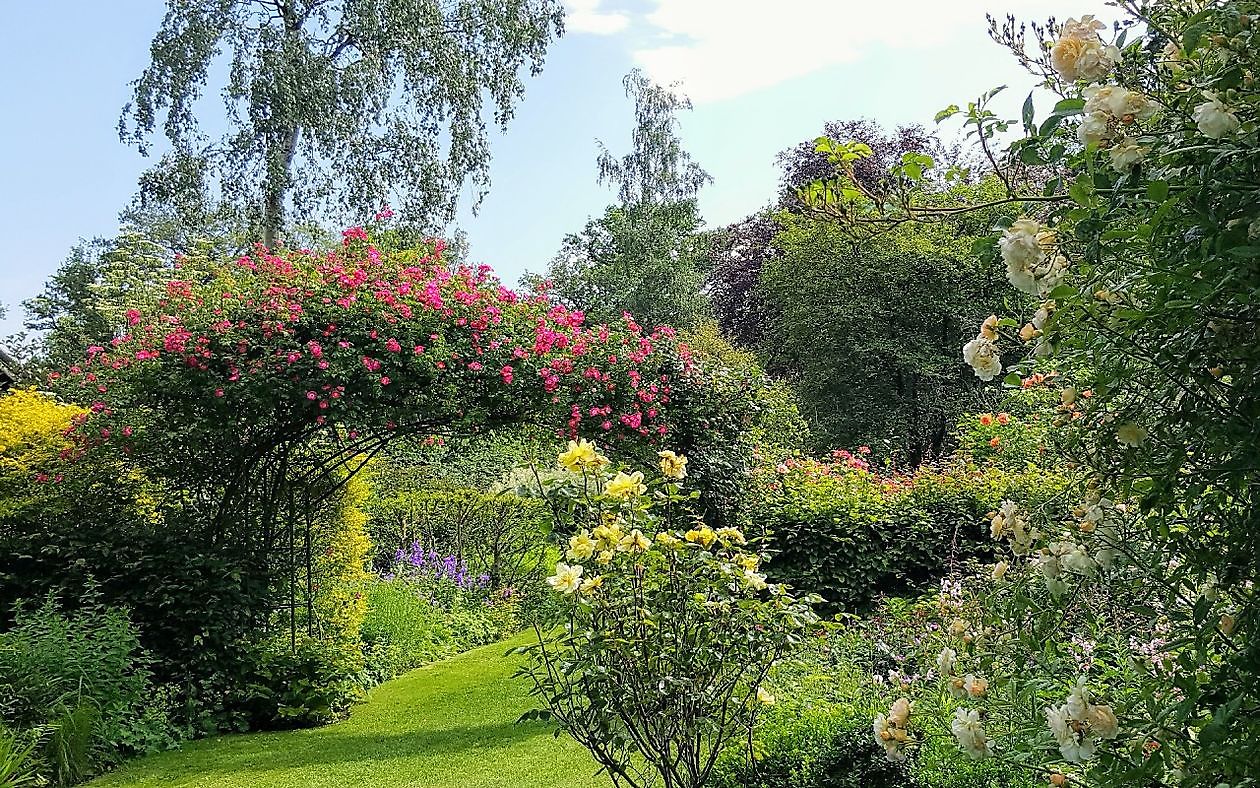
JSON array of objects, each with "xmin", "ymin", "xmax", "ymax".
[{"xmin": 90, "ymin": 634, "xmax": 611, "ymax": 788}]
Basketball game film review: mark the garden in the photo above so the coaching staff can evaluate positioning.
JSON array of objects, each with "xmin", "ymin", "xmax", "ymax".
[{"xmin": 1, "ymin": 2, "xmax": 1257, "ymax": 787}]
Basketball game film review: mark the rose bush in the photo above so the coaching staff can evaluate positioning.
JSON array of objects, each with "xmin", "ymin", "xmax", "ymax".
[
  {"xmin": 799, "ymin": 2, "xmax": 1259, "ymax": 784},
  {"xmin": 517, "ymin": 441, "xmax": 819, "ymax": 788}
]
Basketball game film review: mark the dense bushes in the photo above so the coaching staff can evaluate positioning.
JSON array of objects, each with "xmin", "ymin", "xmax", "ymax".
[
  {"xmin": 755, "ymin": 431, "xmax": 1066, "ymax": 612},
  {"xmin": 710, "ymin": 620, "xmax": 1032, "ymax": 788},
  {"xmin": 364, "ymin": 486, "xmax": 551, "ymax": 589},
  {"xmin": 0, "ymin": 598, "xmax": 177, "ymax": 784},
  {"xmin": 360, "ymin": 574, "xmax": 515, "ymax": 685}
]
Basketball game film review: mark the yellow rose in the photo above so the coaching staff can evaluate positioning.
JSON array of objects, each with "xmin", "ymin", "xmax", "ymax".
[
  {"xmin": 605, "ymin": 470, "xmax": 647, "ymax": 500},
  {"xmin": 716, "ymin": 527, "xmax": 746, "ymax": 545},
  {"xmin": 593, "ymin": 524, "xmax": 624, "ymax": 548},
  {"xmin": 567, "ymin": 531, "xmax": 598, "ymax": 560},
  {"xmin": 655, "ymin": 531, "xmax": 683, "ymax": 549},
  {"xmin": 1051, "ymin": 19, "xmax": 1118, "ymax": 83},
  {"xmin": 684, "ymin": 527, "xmax": 716, "ymax": 547},
  {"xmin": 657, "ymin": 449, "xmax": 689, "ymax": 480},
  {"xmin": 618, "ymin": 528, "xmax": 651, "ymax": 553},
  {"xmin": 579, "ymin": 575, "xmax": 603, "ymax": 593},
  {"xmin": 558, "ymin": 438, "xmax": 608, "ymax": 473},
  {"xmin": 546, "ymin": 562, "xmax": 584, "ymax": 594},
  {"xmin": 756, "ymin": 687, "xmax": 776, "ymax": 705}
]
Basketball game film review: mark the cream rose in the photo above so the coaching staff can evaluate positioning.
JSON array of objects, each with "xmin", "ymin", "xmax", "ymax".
[
  {"xmin": 963, "ymin": 335, "xmax": 1003, "ymax": 381},
  {"xmin": 1193, "ymin": 92, "xmax": 1240, "ymax": 138}
]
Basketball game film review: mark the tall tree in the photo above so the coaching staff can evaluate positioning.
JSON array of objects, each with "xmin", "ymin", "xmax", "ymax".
[
  {"xmin": 121, "ymin": 0, "xmax": 566, "ymax": 246},
  {"xmin": 595, "ymin": 69, "xmax": 711, "ymax": 207},
  {"xmin": 535, "ymin": 69, "xmax": 712, "ymax": 329}
]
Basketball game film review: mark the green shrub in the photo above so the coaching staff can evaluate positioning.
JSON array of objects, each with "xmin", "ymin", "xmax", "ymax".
[
  {"xmin": 756, "ymin": 455, "xmax": 1067, "ymax": 612},
  {"xmin": 0, "ymin": 597, "xmax": 177, "ymax": 783},
  {"xmin": 711, "ymin": 707, "xmax": 913, "ymax": 788},
  {"xmin": 359, "ymin": 576, "xmax": 514, "ymax": 685},
  {"xmin": 241, "ymin": 636, "xmax": 364, "ymax": 729}
]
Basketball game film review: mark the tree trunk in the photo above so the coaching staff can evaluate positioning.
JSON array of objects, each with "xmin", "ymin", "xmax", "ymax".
[{"xmin": 262, "ymin": 126, "xmax": 301, "ymax": 248}]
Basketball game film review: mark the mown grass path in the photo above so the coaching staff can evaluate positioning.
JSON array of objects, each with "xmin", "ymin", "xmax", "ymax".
[{"xmin": 90, "ymin": 634, "xmax": 610, "ymax": 788}]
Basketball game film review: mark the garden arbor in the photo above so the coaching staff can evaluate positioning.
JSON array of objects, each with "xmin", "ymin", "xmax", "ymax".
[{"xmin": 49, "ymin": 229, "xmax": 705, "ymax": 658}]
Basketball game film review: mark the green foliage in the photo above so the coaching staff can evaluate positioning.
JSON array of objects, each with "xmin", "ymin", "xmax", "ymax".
[
  {"xmin": 534, "ymin": 69, "xmax": 712, "ymax": 331},
  {"xmin": 0, "ymin": 597, "xmax": 177, "ymax": 783},
  {"xmin": 20, "ymin": 233, "xmax": 171, "ymax": 371},
  {"xmin": 121, "ymin": 0, "xmax": 566, "ymax": 242},
  {"xmin": 238, "ymin": 637, "xmax": 363, "ymax": 729},
  {"xmin": 595, "ymin": 69, "xmax": 711, "ymax": 208},
  {"xmin": 306, "ymin": 472, "xmax": 372, "ymax": 672},
  {"xmin": 710, "ymin": 708, "xmax": 915, "ymax": 788},
  {"xmin": 756, "ymin": 454, "xmax": 1068, "ymax": 612},
  {"xmin": 762, "ymin": 178, "xmax": 1019, "ymax": 461},
  {"xmin": 710, "ymin": 625, "xmax": 1034, "ymax": 788},
  {"xmin": 359, "ymin": 576, "xmax": 514, "ymax": 685},
  {"xmin": 0, "ymin": 725, "xmax": 42, "ymax": 788},
  {"xmin": 363, "ymin": 487, "xmax": 551, "ymax": 591},
  {"xmin": 538, "ymin": 201, "xmax": 710, "ymax": 330},
  {"xmin": 519, "ymin": 450, "xmax": 819, "ymax": 788}
]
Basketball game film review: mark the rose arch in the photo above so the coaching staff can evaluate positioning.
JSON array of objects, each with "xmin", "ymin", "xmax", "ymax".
[{"xmin": 48, "ymin": 228, "xmax": 714, "ymax": 654}]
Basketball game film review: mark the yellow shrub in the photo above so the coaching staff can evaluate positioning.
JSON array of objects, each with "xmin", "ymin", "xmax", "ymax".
[
  {"xmin": 311, "ymin": 470, "xmax": 372, "ymax": 668},
  {"xmin": 0, "ymin": 390, "xmax": 85, "ymax": 514}
]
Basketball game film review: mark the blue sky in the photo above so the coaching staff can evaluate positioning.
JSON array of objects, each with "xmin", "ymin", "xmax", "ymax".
[{"xmin": 0, "ymin": 0, "xmax": 1065, "ymax": 338}]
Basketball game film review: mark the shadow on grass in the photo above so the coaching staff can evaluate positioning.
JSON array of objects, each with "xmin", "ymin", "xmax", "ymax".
[{"xmin": 132, "ymin": 719, "xmax": 559, "ymax": 777}]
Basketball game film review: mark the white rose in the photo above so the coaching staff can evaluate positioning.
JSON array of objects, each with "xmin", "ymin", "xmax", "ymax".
[
  {"xmin": 1063, "ymin": 543, "xmax": 1098, "ymax": 575},
  {"xmin": 936, "ymin": 647, "xmax": 957, "ymax": 676},
  {"xmin": 1078, "ymin": 110, "xmax": 1112, "ymax": 146},
  {"xmin": 951, "ymin": 708, "xmax": 993, "ymax": 759},
  {"xmin": 1116, "ymin": 422, "xmax": 1147, "ymax": 446},
  {"xmin": 999, "ymin": 218, "xmax": 1046, "ymax": 271},
  {"xmin": 1088, "ymin": 704, "xmax": 1120, "ymax": 739},
  {"xmin": 1109, "ymin": 137, "xmax": 1147, "ymax": 172},
  {"xmin": 1051, "ymin": 19, "xmax": 1119, "ymax": 83},
  {"xmin": 1193, "ymin": 93, "xmax": 1241, "ymax": 139},
  {"xmin": 1108, "ymin": 88, "xmax": 1155, "ymax": 121},
  {"xmin": 963, "ymin": 336, "xmax": 1003, "ymax": 381}
]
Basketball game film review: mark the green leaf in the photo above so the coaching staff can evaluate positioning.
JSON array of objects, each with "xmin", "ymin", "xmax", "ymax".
[
  {"xmin": 1069, "ymin": 176, "xmax": 1093, "ymax": 207},
  {"xmin": 1048, "ymin": 285, "xmax": 1078, "ymax": 299},
  {"xmin": 1003, "ymin": 373, "xmax": 1023, "ymax": 387},
  {"xmin": 1052, "ymin": 98, "xmax": 1085, "ymax": 114},
  {"xmin": 934, "ymin": 104, "xmax": 960, "ymax": 123},
  {"xmin": 1147, "ymin": 180, "xmax": 1170, "ymax": 202},
  {"xmin": 1021, "ymin": 92, "xmax": 1035, "ymax": 133}
]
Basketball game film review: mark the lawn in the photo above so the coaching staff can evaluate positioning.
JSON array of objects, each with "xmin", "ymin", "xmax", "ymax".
[{"xmin": 89, "ymin": 634, "xmax": 611, "ymax": 788}]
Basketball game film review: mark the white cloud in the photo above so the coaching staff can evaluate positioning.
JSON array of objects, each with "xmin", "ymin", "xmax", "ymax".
[
  {"xmin": 566, "ymin": 0, "xmax": 630, "ymax": 35},
  {"xmin": 631, "ymin": 0, "xmax": 1064, "ymax": 103}
]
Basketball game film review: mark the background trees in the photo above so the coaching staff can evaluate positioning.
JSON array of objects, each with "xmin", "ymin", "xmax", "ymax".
[
  {"xmin": 533, "ymin": 70, "xmax": 712, "ymax": 331},
  {"xmin": 121, "ymin": 0, "xmax": 566, "ymax": 245}
]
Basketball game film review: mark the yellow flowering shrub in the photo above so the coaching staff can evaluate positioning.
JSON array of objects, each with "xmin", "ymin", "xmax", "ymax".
[
  {"xmin": 310, "ymin": 471, "xmax": 372, "ymax": 671},
  {"xmin": 0, "ymin": 389, "xmax": 84, "ymax": 510},
  {"xmin": 519, "ymin": 441, "xmax": 820, "ymax": 788}
]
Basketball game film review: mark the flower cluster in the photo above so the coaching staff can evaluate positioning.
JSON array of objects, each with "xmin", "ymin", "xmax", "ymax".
[
  {"xmin": 989, "ymin": 500, "xmax": 1039, "ymax": 555},
  {"xmin": 49, "ymin": 232, "xmax": 702, "ymax": 479},
  {"xmin": 872, "ymin": 697, "xmax": 913, "ymax": 762},
  {"xmin": 1050, "ymin": 15, "xmax": 1120, "ymax": 83},
  {"xmin": 1000, "ymin": 218, "xmax": 1067, "ymax": 297},
  {"xmin": 1079, "ymin": 84, "xmax": 1156, "ymax": 171},
  {"xmin": 963, "ymin": 315, "xmax": 1004, "ymax": 381},
  {"xmin": 1044, "ymin": 678, "xmax": 1120, "ymax": 763}
]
